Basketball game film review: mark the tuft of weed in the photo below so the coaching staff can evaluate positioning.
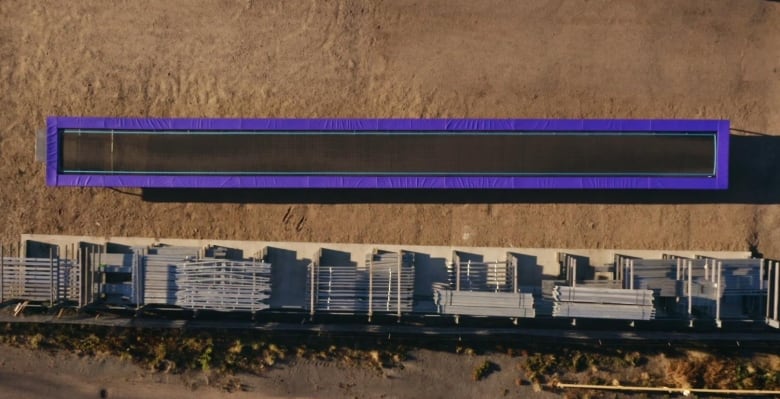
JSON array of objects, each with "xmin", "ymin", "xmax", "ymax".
[{"xmin": 472, "ymin": 360, "xmax": 497, "ymax": 381}]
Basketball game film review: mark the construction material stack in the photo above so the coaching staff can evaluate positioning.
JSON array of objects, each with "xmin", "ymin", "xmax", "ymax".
[{"xmin": 551, "ymin": 286, "xmax": 655, "ymax": 320}]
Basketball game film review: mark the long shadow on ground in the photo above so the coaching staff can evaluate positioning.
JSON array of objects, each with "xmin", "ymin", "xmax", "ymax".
[{"xmin": 141, "ymin": 135, "xmax": 780, "ymax": 205}]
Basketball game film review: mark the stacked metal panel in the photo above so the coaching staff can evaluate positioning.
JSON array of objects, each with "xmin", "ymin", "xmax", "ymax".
[
  {"xmin": 433, "ymin": 289, "xmax": 535, "ymax": 318},
  {"xmin": 135, "ymin": 246, "xmax": 274, "ymax": 312},
  {"xmin": 718, "ymin": 259, "xmax": 763, "ymax": 294},
  {"xmin": 95, "ymin": 253, "xmax": 135, "ymax": 301},
  {"xmin": 176, "ymin": 260, "xmax": 271, "ymax": 312},
  {"xmin": 449, "ymin": 258, "xmax": 513, "ymax": 292},
  {"xmin": 0, "ymin": 257, "xmax": 80, "ymax": 304},
  {"xmin": 433, "ymin": 256, "xmax": 534, "ymax": 318},
  {"xmin": 552, "ymin": 286, "xmax": 655, "ymax": 320},
  {"xmin": 149, "ymin": 246, "xmax": 201, "ymax": 258},
  {"xmin": 307, "ymin": 251, "xmax": 415, "ymax": 315},
  {"xmin": 362, "ymin": 252, "xmax": 415, "ymax": 314},
  {"xmin": 141, "ymin": 254, "xmax": 189, "ymax": 306},
  {"xmin": 677, "ymin": 259, "xmax": 765, "ymax": 320},
  {"xmin": 621, "ymin": 259, "xmax": 680, "ymax": 297}
]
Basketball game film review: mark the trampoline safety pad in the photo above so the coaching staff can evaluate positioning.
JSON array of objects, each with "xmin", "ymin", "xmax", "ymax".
[{"xmin": 46, "ymin": 117, "xmax": 730, "ymax": 189}]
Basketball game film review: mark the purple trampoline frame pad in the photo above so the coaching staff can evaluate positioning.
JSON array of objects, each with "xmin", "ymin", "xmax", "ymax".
[{"xmin": 46, "ymin": 117, "xmax": 729, "ymax": 189}]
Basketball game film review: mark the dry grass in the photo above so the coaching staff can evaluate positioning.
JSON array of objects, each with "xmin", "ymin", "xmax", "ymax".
[
  {"xmin": 0, "ymin": 322, "xmax": 409, "ymax": 390},
  {"xmin": 664, "ymin": 351, "xmax": 780, "ymax": 391}
]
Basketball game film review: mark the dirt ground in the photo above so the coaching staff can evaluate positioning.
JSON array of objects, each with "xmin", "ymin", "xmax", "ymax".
[
  {"xmin": 0, "ymin": 0, "xmax": 779, "ymax": 256},
  {"xmin": 0, "ymin": 343, "xmax": 561, "ymax": 399},
  {"xmin": 0, "ymin": 1, "xmax": 779, "ymax": 397}
]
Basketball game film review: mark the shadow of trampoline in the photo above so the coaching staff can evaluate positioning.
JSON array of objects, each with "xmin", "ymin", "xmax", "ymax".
[{"xmin": 141, "ymin": 134, "xmax": 780, "ymax": 205}]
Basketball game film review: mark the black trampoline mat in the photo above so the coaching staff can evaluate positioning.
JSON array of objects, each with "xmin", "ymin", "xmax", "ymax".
[{"xmin": 60, "ymin": 130, "xmax": 716, "ymax": 175}]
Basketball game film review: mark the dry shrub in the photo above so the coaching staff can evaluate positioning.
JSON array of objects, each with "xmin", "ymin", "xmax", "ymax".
[
  {"xmin": 666, "ymin": 356, "xmax": 706, "ymax": 389},
  {"xmin": 665, "ymin": 353, "xmax": 769, "ymax": 390},
  {"xmin": 472, "ymin": 360, "xmax": 497, "ymax": 381}
]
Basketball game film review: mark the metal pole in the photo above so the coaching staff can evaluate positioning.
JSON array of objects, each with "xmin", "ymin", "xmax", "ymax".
[
  {"xmin": 572, "ymin": 257, "xmax": 576, "ymax": 287},
  {"xmin": 630, "ymin": 259, "xmax": 634, "ymax": 290},
  {"xmin": 676, "ymin": 258, "xmax": 681, "ymax": 280},
  {"xmin": 455, "ymin": 258, "xmax": 461, "ymax": 292},
  {"xmin": 62, "ymin": 245, "xmax": 66, "ymax": 302},
  {"xmin": 767, "ymin": 261, "xmax": 772, "ymax": 321},
  {"xmin": 77, "ymin": 246, "xmax": 83, "ymax": 308},
  {"xmin": 513, "ymin": 256, "xmax": 518, "ymax": 293},
  {"xmin": 252, "ymin": 258, "xmax": 256, "ymax": 312},
  {"xmin": 688, "ymin": 259, "xmax": 692, "ymax": 316},
  {"xmin": 309, "ymin": 261, "xmax": 315, "ymax": 316},
  {"xmin": 716, "ymin": 261, "xmax": 722, "ymax": 325},
  {"xmin": 98, "ymin": 245, "xmax": 103, "ymax": 302},
  {"xmin": 135, "ymin": 252, "xmax": 141, "ymax": 309},
  {"xmin": 619, "ymin": 258, "xmax": 624, "ymax": 286},
  {"xmin": 774, "ymin": 262, "xmax": 780, "ymax": 320},
  {"xmin": 466, "ymin": 260, "xmax": 471, "ymax": 290},
  {"xmin": 494, "ymin": 260, "xmax": 499, "ymax": 292},
  {"xmin": 49, "ymin": 248, "xmax": 54, "ymax": 307},
  {"xmin": 368, "ymin": 255, "xmax": 373, "ymax": 320},
  {"xmin": 397, "ymin": 252, "xmax": 402, "ymax": 318},
  {"xmin": 88, "ymin": 246, "xmax": 93, "ymax": 305}
]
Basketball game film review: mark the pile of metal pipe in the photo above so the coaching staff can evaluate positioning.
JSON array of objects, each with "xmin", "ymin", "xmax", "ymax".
[
  {"xmin": 552, "ymin": 285, "xmax": 655, "ymax": 320},
  {"xmin": 434, "ymin": 289, "xmax": 535, "ymax": 318}
]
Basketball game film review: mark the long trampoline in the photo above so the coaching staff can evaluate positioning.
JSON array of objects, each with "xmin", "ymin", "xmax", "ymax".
[{"xmin": 46, "ymin": 117, "xmax": 729, "ymax": 189}]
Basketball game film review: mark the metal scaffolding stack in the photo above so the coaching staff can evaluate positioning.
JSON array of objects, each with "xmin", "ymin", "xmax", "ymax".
[
  {"xmin": 176, "ymin": 260, "xmax": 271, "ymax": 312},
  {"xmin": 94, "ymin": 253, "xmax": 137, "ymax": 304},
  {"xmin": 134, "ymin": 247, "xmax": 273, "ymax": 312},
  {"xmin": 140, "ymin": 254, "xmax": 190, "ymax": 306},
  {"xmin": 434, "ymin": 255, "xmax": 534, "ymax": 318},
  {"xmin": 552, "ymin": 286, "xmax": 655, "ymax": 320},
  {"xmin": 0, "ymin": 256, "xmax": 80, "ymax": 305},
  {"xmin": 307, "ymin": 250, "xmax": 415, "ymax": 316},
  {"xmin": 677, "ymin": 258, "xmax": 766, "ymax": 321},
  {"xmin": 434, "ymin": 289, "xmax": 535, "ymax": 318},
  {"xmin": 621, "ymin": 259, "xmax": 680, "ymax": 297},
  {"xmin": 450, "ymin": 254, "xmax": 514, "ymax": 292}
]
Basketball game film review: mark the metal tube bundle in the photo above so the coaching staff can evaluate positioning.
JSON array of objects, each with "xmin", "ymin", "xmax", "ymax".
[
  {"xmin": 434, "ymin": 289, "xmax": 535, "ymax": 318},
  {"xmin": 552, "ymin": 285, "xmax": 655, "ymax": 320}
]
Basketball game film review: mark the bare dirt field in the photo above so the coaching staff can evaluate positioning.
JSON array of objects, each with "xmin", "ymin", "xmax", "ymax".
[
  {"xmin": 0, "ymin": 342, "xmax": 564, "ymax": 399},
  {"xmin": 1, "ymin": 0, "xmax": 779, "ymax": 397},
  {"xmin": 1, "ymin": 0, "xmax": 779, "ymax": 256}
]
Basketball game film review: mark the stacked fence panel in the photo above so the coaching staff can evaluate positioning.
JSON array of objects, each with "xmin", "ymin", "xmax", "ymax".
[
  {"xmin": 141, "ymin": 254, "xmax": 188, "ymax": 306},
  {"xmin": 138, "ymin": 247, "xmax": 272, "ymax": 312},
  {"xmin": 450, "ymin": 257, "xmax": 513, "ymax": 292},
  {"xmin": 176, "ymin": 260, "xmax": 271, "ymax": 312},
  {"xmin": 307, "ymin": 251, "xmax": 414, "ymax": 315},
  {"xmin": 363, "ymin": 252, "xmax": 415, "ymax": 314},
  {"xmin": 0, "ymin": 257, "xmax": 79, "ymax": 304},
  {"xmin": 552, "ymin": 286, "xmax": 655, "ymax": 320}
]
